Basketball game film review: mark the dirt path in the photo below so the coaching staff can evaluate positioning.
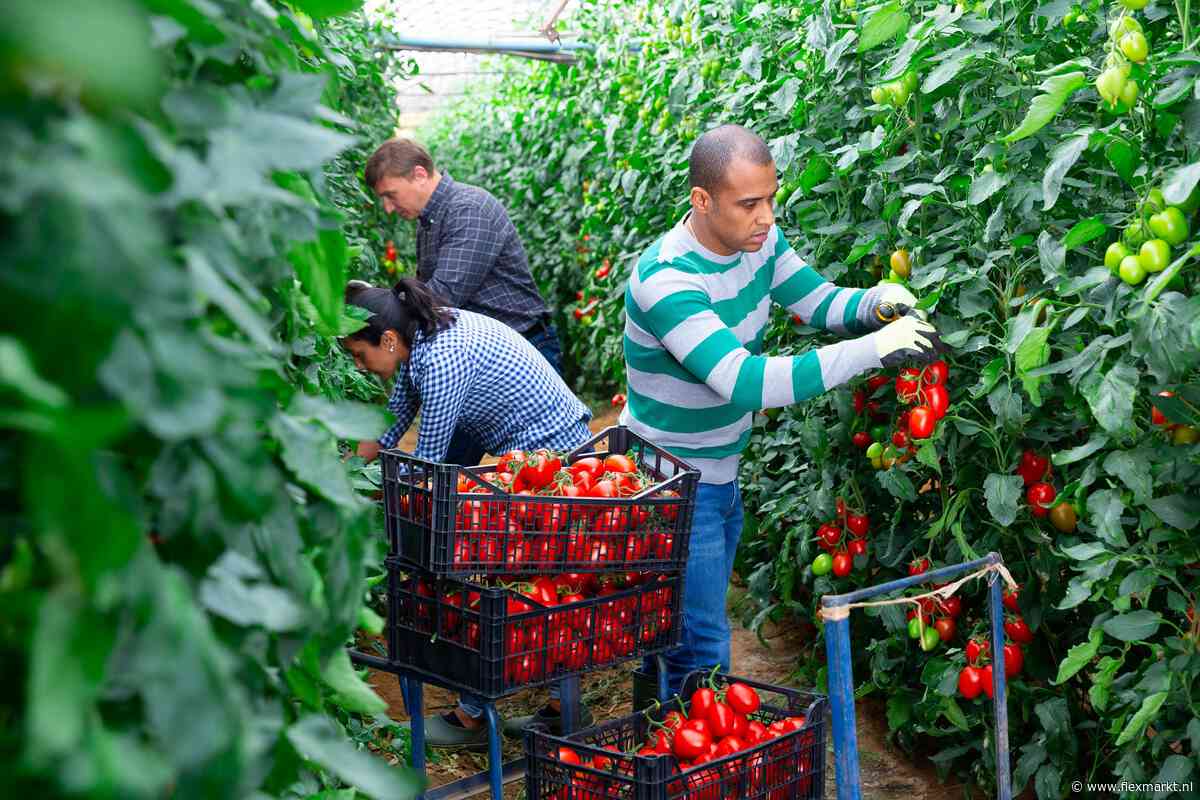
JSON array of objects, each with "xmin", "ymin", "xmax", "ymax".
[{"xmin": 374, "ymin": 404, "xmax": 964, "ymax": 798}]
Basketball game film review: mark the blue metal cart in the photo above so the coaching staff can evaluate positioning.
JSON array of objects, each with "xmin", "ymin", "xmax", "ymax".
[{"xmin": 821, "ymin": 551, "xmax": 1014, "ymax": 800}]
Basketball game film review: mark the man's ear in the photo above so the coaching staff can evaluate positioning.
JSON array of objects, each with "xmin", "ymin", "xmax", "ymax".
[
  {"xmin": 380, "ymin": 329, "xmax": 399, "ymax": 352},
  {"xmin": 411, "ymin": 165, "xmax": 428, "ymax": 182},
  {"xmin": 690, "ymin": 186, "xmax": 712, "ymax": 214}
]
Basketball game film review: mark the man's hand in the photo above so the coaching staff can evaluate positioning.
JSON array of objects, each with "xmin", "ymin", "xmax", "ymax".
[
  {"xmin": 870, "ymin": 314, "xmax": 945, "ymax": 367},
  {"xmin": 859, "ymin": 283, "xmax": 920, "ymax": 329},
  {"xmin": 356, "ymin": 440, "xmax": 381, "ymax": 462}
]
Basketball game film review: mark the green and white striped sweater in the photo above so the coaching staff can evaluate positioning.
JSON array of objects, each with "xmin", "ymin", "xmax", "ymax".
[{"xmin": 620, "ymin": 217, "xmax": 884, "ymax": 483}]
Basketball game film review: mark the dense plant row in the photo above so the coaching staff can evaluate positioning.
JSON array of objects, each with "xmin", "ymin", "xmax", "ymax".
[
  {"xmin": 1, "ymin": 1, "xmax": 418, "ymax": 798},
  {"xmin": 426, "ymin": 0, "xmax": 1200, "ymax": 795}
]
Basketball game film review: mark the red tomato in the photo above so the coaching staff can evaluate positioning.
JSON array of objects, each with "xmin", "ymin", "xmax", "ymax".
[
  {"xmin": 674, "ymin": 728, "xmax": 712, "ymax": 760},
  {"xmin": 846, "ymin": 513, "xmax": 869, "ymax": 538},
  {"xmin": 909, "ymin": 557, "xmax": 930, "ymax": 576},
  {"xmin": 934, "ymin": 617, "xmax": 956, "ymax": 642},
  {"xmin": 847, "ymin": 538, "xmax": 867, "ymax": 558},
  {"xmin": 690, "ymin": 687, "xmax": 716, "ymax": 720},
  {"xmin": 924, "ymin": 384, "xmax": 949, "ymax": 419},
  {"xmin": 908, "ymin": 406, "xmax": 935, "ymax": 439},
  {"xmin": 892, "ymin": 429, "xmax": 909, "ymax": 448},
  {"xmin": 1004, "ymin": 615, "xmax": 1034, "ymax": 644},
  {"xmin": 965, "ymin": 637, "xmax": 989, "ymax": 666},
  {"xmin": 939, "ymin": 596, "xmax": 962, "ymax": 618},
  {"xmin": 603, "ymin": 454, "xmax": 637, "ymax": 474},
  {"xmin": 1026, "ymin": 482, "xmax": 1056, "ymax": 517},
  {"xmin": 832, "ymin": 551, "xmax": 852, "ymax": 577},
  {"xmin": 895, "ymin": 370, "xmax": 920, "ymax": 403},
  {"xmin": 725, "ymin": 682, "xmax": 761, "ymax": 715},
  {"xmin": 982, "ymin": 665, "xmax": 995, "ymax": 699},
  {"xmin": 558, "ymin": 747, "xmax": 581, "ymax": 765},
  {"xmin": 923, "ymin": 360, "xmax": 949, "ymax": 386},
  {"xmin": 1002, "ymin": 585, "xmax": 1020, "ymax": 612},
  {"xmin": 852, "ymin": 431, "xmax": 873, "ymax": 448},
  {"xmin": 1151, "ymin": 390, "xmax": 1176, "ymax": 427},
  {"xmin": 958, "ymin": 665, "xmax": 984, "ymax": 699},
  {"xmin": 1003, "ymin": 643, "xmax": 1024, "ymax": 678},
  {"xmin": 867, "ymin": 374, "xmax": 891, "ymax": 391},
  {"xmin": 853, "ymin": 390, "xmax": 866, "ymax": 414},
  {"xmin": 706, "ymin": 702, "xmax": 736, "ymax": 738}
]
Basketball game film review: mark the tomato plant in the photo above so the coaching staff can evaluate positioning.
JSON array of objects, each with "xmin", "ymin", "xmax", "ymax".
[{"xmin": 429, "ymin": 0, "xmax": 1200, "ymax": 796}]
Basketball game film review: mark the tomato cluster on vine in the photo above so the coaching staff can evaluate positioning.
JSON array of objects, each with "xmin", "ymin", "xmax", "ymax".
[
  {"xmin": 810, "ymin": 496, "xmax": 870, "ymax": 578},
  {"xmin": 850, "ymin": 359, "xmax": 951, "ymax": 470}
]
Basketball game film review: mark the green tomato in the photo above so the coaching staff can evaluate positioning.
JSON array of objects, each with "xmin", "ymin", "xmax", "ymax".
[
  {"xmin": 866, "ymin": 442, "xmax": 884, "ymax": 459},
  {"xmin": 870, "ymin": 455, "xmax": 884, "ymax": 470},
  {"xmin": 1095, "ymin": 67, "xmax": 1125, "ymax": 106},
  {"xmin": 1141, "ymin": 188, "xmax": 1167, "ymax": 215},
  {"xmin": 1062, "ymin": 11, "xmax": 1077, "ymax": 27},
  {"xmin": 902, "ymin": 71, "xmax": 919, "ymax": 93},
  {"xmin": 1104, "ymin": 241, "xmax": 1131, "ymax": 273},
  {"xmin": 1110, "ymin": 16, "xmax": 1141, "ymax": 40},
  {"xmin": 1123, "ymin": 218, "xmax": 1149, "ymax": 248},
  {"xmin": 1139, "ymin": 239, "xmax": 1171, "ymax": 273},
  {"xmin": 871, "ymin": 86, "xmax": 887, "ymax": 105},
  {"xmin": 1118, "ymin": 0, "xmax": 1148, "ymax": 8},
  {"xmin": 1119, "ymin": 31, "xmax": 1149, "ymax": 63},
  {"xmin": 1119, "ymin": 255, "xmax": 1147, "ymax": 285},
  {"xmin": 921, "ymin": 626, "xmax": 941, "ymax": 652},
  {"xmin": 908, "ymin": 617, "xmax": 923, "ymax": 640},
  {"xmin": 1148, "ymin": 207, "xmax": 1190, "ymax": 246},
  {"xmin": 1119, "ymin": 79, "xmax": 1139, "ymax": 109},
  {"xmin": 870, "ymin": 424, "xmax": 890, "ymax": 442},
  {"xmin": 812, "ymin": 553, "xmax": 833, "ymax": 576},
  {"xmin": 889, "ymin": 81, "xmax": 910, "ymax": 105}
]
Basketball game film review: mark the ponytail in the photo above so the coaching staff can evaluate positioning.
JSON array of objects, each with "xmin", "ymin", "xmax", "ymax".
[{"xmin": 344, "ymin": 277, "xmax": 455, "ymax": 347}]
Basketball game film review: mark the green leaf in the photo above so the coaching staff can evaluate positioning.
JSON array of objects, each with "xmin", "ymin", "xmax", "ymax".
[
  {"xmin": 1114, "ymin": 691, "xmax": 1168, "ymax": 746},
  {"xmin": 26, "ymin": 592, "xmax": 115, "ymax": 763},
  {"xmin": 941, "ymin": 697, "xmax": 969, "ymax": 731},
  {"xmin": 886, "ymin": 692, "xmax": 912, "ymax": 730},
  {"xmin": 858, "ymin": 3, "xmax": 910, "ymax": 52},
  {"xmin": 1042, "ymin": 134, "xmax": 1089, "ymax": 211},
  {"xmin": 1147, "ymin": 494, "xmax": 1200, "ymax": 530},
  {"xmin": 287, "ymin": 715, "xmax": 423, "ymax": 800},
  {"xmin": 968, "ymin": 170, "xmax": 1010, "ymax": 205},
  {"xmin": 290, "ymin": 394, "xmax": 390, "ymax": 440},
  {"xmin": 1161, "ymin": 160, "xmax": 1200, "ymax": 206},
  {"xmin": 1053, "ymin": 627, "xmax": 1101, "ymax": 685},
  {"xmin": 1061, "ymin": 217, "xmax": 1106, "ymax": 250},
  {"xmin": 1153, "ymin": 755, "xmax": 1195, "ymax": 789},
  {"xmin": 1087, "ymin": 489, "xmax": 1128, "ymax": 547},
  {"xmin": 984, "ymin": 473, "xmax": 1024, "ymax": 526},
  {"xmin": 1102, "ymin": 610, "xmax": 1162, "ymax": 643},
  {"xmin": 1102, "ymin": 450, "xmax": 1152, "ymax": 505},
  {"xmin": 321, "ymin": 648, "xmax": 388, "ymax": 714},
  {"xmin": 199, "ymin": 551, "xmax": 308, "ymax": 632},
  {"xmin": 1089, "ymin": 655, "xmax": 1123, "ymax": 711},
  {"xmin": 288, "ymin": 1, "xmax": 365, "ymax": 19},
  {"xmin": 1003, "ymin": 72, "xmax": 1087, "ymax": 143},
  {"xmin": 1105, "ymin": 139, "xmax": 1139, "ymax": 185},
  {"xmin": 0, "ymin": 337, "xmax": 68, "ymax": 407},
  {"xmin": 1080, "ymin": 360, "xmax": 1138, "ymax": 436},
  {"xmin": 1015, "ymin": 327, "xmax": 1051, "ymax": 406},
  {"xmin": 289, "ymin": 228, "xmax": 351, "ymax": 337},
  {"xmin": 877, "ymin": 469, "xmax": 917, "ymax": 502},
  {"xmin": 270, "ymin": 413, "xmax": 362, "ymax": 508},
  {"xmin": 1052, "ymin": 433, "xmax": 1109, "ymax": 465}
]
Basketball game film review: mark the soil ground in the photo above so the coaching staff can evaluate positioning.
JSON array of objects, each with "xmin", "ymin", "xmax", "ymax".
[{"xmin": 373, "ymin": 405, "xmax": 966, "ymax": 799}]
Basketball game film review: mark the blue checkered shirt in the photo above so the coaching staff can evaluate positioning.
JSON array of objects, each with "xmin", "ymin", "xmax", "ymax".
[
  {"xmin": 417, "ymin": 173, "xmax": 550, "ymax": 334},
  {"xmin": 377, "ymin": 310, "xmax": 592, "ymax": 460}
]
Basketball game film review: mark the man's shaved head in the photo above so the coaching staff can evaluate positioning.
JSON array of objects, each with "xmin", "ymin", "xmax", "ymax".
[{"xmin": 688, "ymin": 124, "xmax": 774, "ymax": 193}]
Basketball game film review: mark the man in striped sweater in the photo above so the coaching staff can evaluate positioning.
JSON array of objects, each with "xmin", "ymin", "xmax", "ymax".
[{"xmin": 622, "ymin": 124, "xmax": 941, "ymax": 695}]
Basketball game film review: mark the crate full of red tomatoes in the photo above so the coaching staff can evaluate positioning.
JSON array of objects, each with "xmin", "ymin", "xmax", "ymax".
[
  {"xmin": 524, "ymin": 671, "xmax": 826, "ymax": 800},
  {"xmin": 382, "ymin": 426, "xmax": 700, "ymax": 575},
  {"xmin": 387, "ymin": 558, "xmax": 684, "ymax": 699}
]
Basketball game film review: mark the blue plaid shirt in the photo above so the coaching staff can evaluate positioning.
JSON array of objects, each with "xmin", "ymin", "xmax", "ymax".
[
  {"xmin": 417, "ymin": 173, "xmax": 550, "ymax": 334},
  {"xmin": 377, "ymin": 309, "xmax": 592, "ymax": 460}
]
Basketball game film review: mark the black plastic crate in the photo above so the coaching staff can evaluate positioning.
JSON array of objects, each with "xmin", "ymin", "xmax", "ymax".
[
  {"xmin": 386, "ymin": 559, "xmax": 684, "ymax": 699},
  {"xmin": 524, "ymin": 673, "xmax": 826, "ymax": 800},
  {"xmin": 382, "ymin": 426, "xmax": 700, "ymax": 575}
]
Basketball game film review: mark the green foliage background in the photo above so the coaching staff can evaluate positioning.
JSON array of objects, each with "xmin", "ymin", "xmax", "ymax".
[
  {"xmin": 1, "ymin": 1, "xmax": 420, "ymax": 798},
  {"xmin": 426, "ymin": 0, "xmax": 1200, "ymax": 795}
]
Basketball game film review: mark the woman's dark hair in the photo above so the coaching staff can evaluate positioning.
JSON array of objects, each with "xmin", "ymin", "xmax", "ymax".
[{"xmin": 343, "ymin": 278, "xmax": 455, "ymax": 346}]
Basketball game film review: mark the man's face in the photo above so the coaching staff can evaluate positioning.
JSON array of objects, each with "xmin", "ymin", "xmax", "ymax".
[
  {"xmin": 375, "ymin": 168, "xmax": 430, "ymax": 219},
  {"xmin": 698, "ymin": 157, "xmax": 778, "ymax": 254}
]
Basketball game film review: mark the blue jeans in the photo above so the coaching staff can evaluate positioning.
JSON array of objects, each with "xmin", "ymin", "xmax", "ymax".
[
  {"xmin": 442, "ymin": 322, "xmax": 563, "ymax": 469},
  {"xmin": 643, "ymin": 480, "xmax": 744, "ymax": 695}
]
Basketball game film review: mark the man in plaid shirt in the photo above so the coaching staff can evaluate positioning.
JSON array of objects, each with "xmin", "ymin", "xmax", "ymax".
[{"xmin": 366, "ymin": 139, "xmax": 562, "ymax": 466}]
